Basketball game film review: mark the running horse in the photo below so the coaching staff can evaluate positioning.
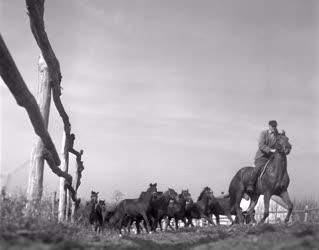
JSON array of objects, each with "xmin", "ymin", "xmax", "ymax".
[
  {"xmin": 229, "ymin": 131, "xmax": 293, "ymax": 224},
  {"xmin": 185, "ymin": 187, "xmax": 215, "ymax": 226}
]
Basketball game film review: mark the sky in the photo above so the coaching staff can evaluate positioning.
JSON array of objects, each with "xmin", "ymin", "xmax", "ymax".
[{"xmin": 0, "ymin": 0, "xmax": 318, "ymax": 201}]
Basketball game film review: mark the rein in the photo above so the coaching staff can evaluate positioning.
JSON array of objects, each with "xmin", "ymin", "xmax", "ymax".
[{"xmin": 259, "ymin": 154, "xmax": 274, "ymax": 179}]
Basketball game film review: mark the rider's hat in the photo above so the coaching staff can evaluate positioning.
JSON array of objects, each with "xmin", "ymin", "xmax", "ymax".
[{"xmin": 268, "ymin": 120, "xmax": 278, "ymax": 127}]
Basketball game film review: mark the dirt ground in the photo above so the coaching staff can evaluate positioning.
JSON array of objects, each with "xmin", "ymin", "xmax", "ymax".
[{"xmin": 1, "ymin": 222, "xmax": 318, "ymax": 250}]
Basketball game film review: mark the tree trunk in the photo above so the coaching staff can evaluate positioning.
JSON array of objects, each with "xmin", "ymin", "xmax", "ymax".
[
  {"xmin": 27, "ymin": 54, "xmax": 51, "ymax": 205},
  {"xmin": 58, "ymin": 132, "xmax": 69, "ymax": 222}
]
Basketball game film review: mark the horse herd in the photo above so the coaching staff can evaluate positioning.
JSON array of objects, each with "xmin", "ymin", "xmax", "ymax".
[
  {"xmin": 88, "ymin": 184, "xmax": 253, "ymax": 235},
  {"xmin": 88, "ymin": 131, "xmax": 293, "ymax": 235}
]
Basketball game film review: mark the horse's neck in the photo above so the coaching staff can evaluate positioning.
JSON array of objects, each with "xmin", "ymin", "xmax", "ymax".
[
  {"xmin": 197, "ymin": 195, "xmax": 208, "ymax": 208},
  {"xmin": 161, "ymin": 191, "xmax": 171, "ymax": 203},
  {"xmin": 178, "ymin": 196, "xmax": 186, "ymax": 208},
  {"xmin": 90, "ymin": 201, "xmax": 97, "ymax": 212},
  {"xmin": 197, "ymin": 192, "xmax": 205, "ymax": 202},
  {"xmin": 140, "ymin": 191, "xmax": 153, "ymax": 202},
  {"xmin": 271, "ymin": 153, "xmax": 287, "ymax": 178}
]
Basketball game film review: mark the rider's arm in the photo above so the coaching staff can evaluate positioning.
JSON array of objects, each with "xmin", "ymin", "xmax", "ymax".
[{"xmin": 258, "ymin": 131, "xmax": 271, "ymax": 153}]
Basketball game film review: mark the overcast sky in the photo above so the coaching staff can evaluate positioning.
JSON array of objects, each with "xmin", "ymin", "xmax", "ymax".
[{"xmin": 1, "ymin": 0, "xmax": 318, "ymax": 201}]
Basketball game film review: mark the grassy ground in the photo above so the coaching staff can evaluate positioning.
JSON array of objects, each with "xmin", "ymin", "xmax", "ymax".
[
  {"xmin": 1, "ymin": 191, "xmax": 319, "ymax": 250},
  {"xmin": 1, "ymin": 222, "xmax": 319, "ymax": 250}
]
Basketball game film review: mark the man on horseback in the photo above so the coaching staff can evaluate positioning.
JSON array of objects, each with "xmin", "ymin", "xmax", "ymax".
[{"xmin": 246, "ymin": 120, "xmax": 279, "ymax": 193}]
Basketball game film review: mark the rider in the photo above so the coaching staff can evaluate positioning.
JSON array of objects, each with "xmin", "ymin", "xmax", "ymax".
[{"xmin": 246, "ymin": 120, "xmax": 279, "ymax": 193}]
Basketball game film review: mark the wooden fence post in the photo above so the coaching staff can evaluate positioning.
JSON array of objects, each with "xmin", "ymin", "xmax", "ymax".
[
  {"xmin": 58, "ymin": 132, "xmax": 69, "ymax": 222},
  {"xmin": 304, "ymin": 205, "xmax": 309, "ymax": 222},
  {"xmin": 27, "ymin": 54, "xmax": 51, "ymax": 207}
]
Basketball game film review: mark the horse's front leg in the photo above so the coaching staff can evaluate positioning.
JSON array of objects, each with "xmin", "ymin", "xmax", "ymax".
[
  {"xmin": 175, "ymin": 217, "xmax": 179, "ymax": 230},
  {"xmin": 201, "ymin": 213, "xmax": 215, "ymax": 226},
  {"xmin": 223, "ymin": 212, "xmax": 234, "ymax": 225},
  {"xmin": 141, "ymin": 211, "xmax": 151, "ymax": 233},
  {"xmin": 182, "ymin": 217, "xmax": 188, "ymax": 228},
  {"xmin": 164, "ymin": 217, "xmax": 170, "ymax": 231},
  {"xmin": 135, "ymin": 219, "xmax": 142, "ymax": 234},
  {"xmin": 260, "ymin": 192, "xmax": 271, "ymax": 223},
  {"xmin": 246, "ymin": 194, "xmax": 259, "ymax": 224},
  {"xmin": 234, "ymin": 190, "xmax": 245, "ymax": 224},
  {"xmin": 126, "ymin": 217, "xmax": 133, "ymax": 234},
  {"xmin": 168, "ymin": 218, "xmax": 175, "ymax": 230},
  {"xmin": 159, "ymin": 216, "xmax": 164, "ymax": 231},
  {"xmin": 280, "ymin": 190, "xmax": 293, "ymax": 223},
  {"xmin": 215, "ymin": 214, "xmax": 220, "ymax": 225},
  {"xmin": 190, "ymin": 218, "xmax": 195, "ymax": 227}
]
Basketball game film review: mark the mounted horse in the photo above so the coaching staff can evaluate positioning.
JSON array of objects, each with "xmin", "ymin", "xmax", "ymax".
[
  {"xmin": 229, "ymin": 131, "xmax": 292, "ymax": 224},
  {"xmin": 166, "ymin": 189, "xmax": 193, "ymax": 230},
  {"xmin": 185, "ymin": 187, "xmax": 215, "ymax": 227}
]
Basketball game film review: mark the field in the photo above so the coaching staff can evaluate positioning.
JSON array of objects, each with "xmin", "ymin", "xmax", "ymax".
[
  {"xmin": 1, "ymin": 192, "xmax": 319, "ymax": 250},
  {"xmin": 2, "ymin": 221, "xmax": 319, "ymax": 250}
]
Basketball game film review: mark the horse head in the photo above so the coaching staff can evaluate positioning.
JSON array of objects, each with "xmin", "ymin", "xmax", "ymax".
[
  {"xmin": 90, "ymin": 191, "xmax": 99, "ymax": 204},
  {"xmin": 197, "ymin": 186, "xmax": 211, "ymax": 201},
  {"xmin": 167, "ymin": 188, "xmax": 178, "ymax": 201},
  {"xmin": 98, "ymin": 200, "xmax": 106, "ymax": 206},
  {"xmin": 147, "ymin": 183, "xmax": 158, "ymax": 195},
  {"xmin": 275, "ymin": 131, "xmax": 292, "ymax": 155},
  {"xmin": 181, "ymin": 189, "xmax": 193, "ymax": 203}
]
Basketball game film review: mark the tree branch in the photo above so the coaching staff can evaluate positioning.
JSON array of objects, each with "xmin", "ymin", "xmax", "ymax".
[
  {"xmin": 26, "ymin": 0, "xmax": 71, "ymax": 138},
  {"xmin": 0, "ymin": 35, "xmax": 60, "ymax": 166},
  {"xmin": 25, "ymin": 0, "xmax": 84, "ymax": 204}
]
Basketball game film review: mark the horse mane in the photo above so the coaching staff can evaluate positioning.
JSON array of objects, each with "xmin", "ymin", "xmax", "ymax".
[
  {"xmin": 139, "ymin": 191, "xmax": 146, "ymax": 198},
  {"xmin": 197, "ymin": 187, "xmax": 210, "ymax": 201}
]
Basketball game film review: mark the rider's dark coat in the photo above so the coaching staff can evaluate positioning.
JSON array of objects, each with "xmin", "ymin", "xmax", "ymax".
[{"xmin": 254, "ymin": 130, "xmax": 277, "ymax": 162}]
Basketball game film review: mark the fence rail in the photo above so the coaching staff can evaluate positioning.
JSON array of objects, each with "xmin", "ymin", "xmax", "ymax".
[{"xmin": 253, "ymin": 205, "xmax": 319, "ymax": 223}]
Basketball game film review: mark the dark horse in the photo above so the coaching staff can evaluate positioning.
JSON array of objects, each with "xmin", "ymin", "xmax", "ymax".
[
  {"xmin": 229, "ymin": 131, "xmax": 292, "ymax": 224},
  {"xmin": 149, "ymin": 188, "xmax": 178, "ymax": 231},
  {"xmin": 185, "ymin": 187, "xmax": 215, "ymax": 226},
  {"xmin": 88, "ymin": 191, "xmax": 104, "ymax": 232},
  {"xmin": 115, "ymin": 183, "xmax": 157, "ymax": 234},
  {"xmin": 166, "ymin": 189, "xmax": 193, "ymax": 230},
  {"xmin": 208, "ymin": 195, "xmax": 235, "ymax": 225}
]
